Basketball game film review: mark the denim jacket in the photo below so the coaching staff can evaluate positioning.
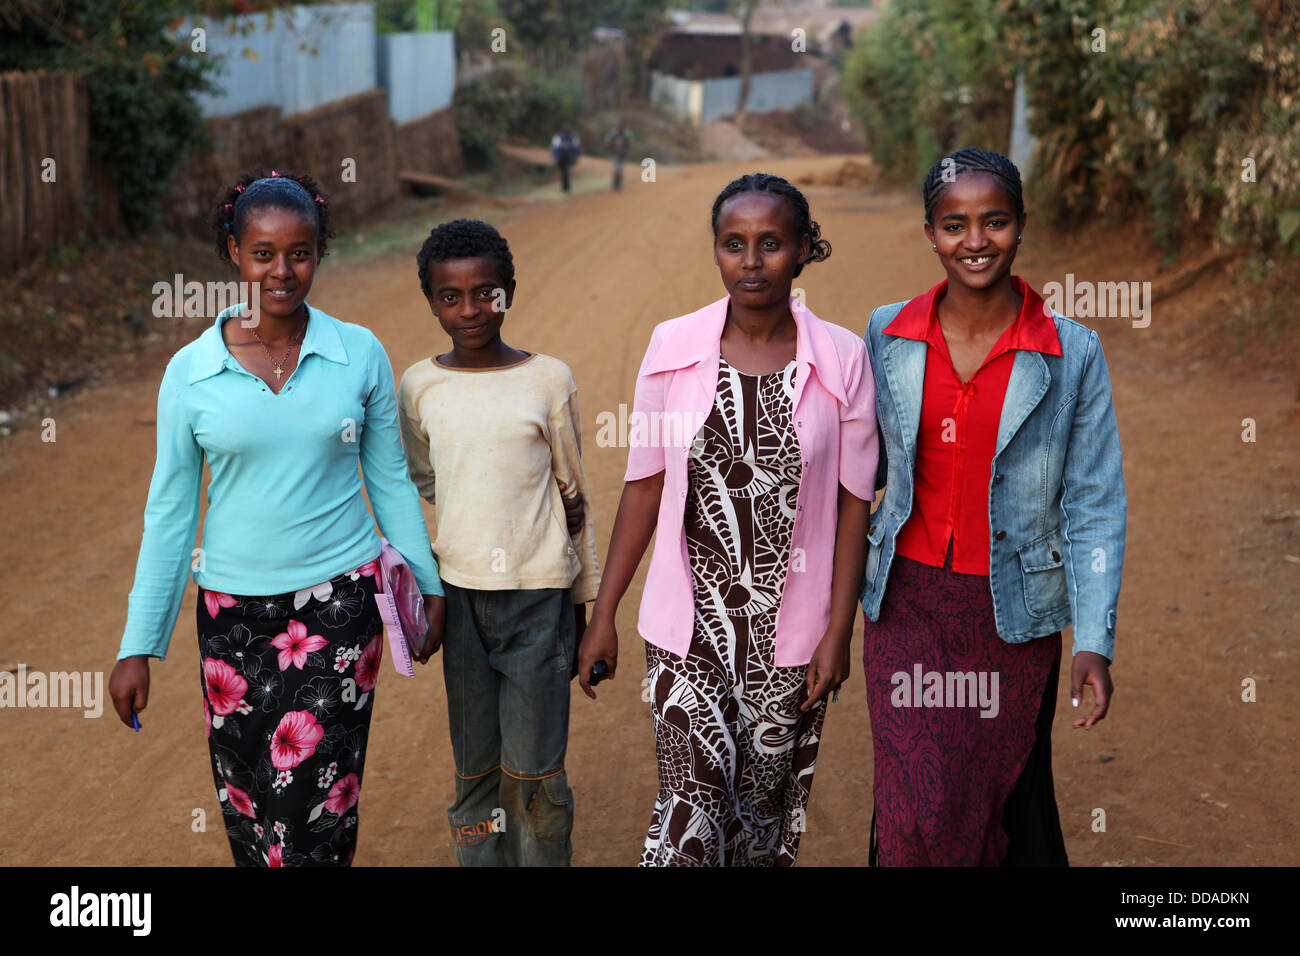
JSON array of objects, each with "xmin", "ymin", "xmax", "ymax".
[{"xmin": 859, "ymin": 295, "xmax": 1127, "ymax": 660}]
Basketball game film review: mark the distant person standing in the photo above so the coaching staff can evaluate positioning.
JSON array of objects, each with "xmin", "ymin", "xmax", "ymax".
[
  {"xmin": 550, "ymin": 123, "xmax": 581, "ymax": 194},
  {"xmin": 606, "ymin": 120, "xmax": 631, "ymax": 191}
]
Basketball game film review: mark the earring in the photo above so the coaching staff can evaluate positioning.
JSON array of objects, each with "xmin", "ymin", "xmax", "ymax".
[
  {"xmin": 931, "ymin": 243, "xmax": 937, "ymax": 250},
  {"xmin": 1016, "ymin": 235, "xmax": 1022, "ymax": 243}
]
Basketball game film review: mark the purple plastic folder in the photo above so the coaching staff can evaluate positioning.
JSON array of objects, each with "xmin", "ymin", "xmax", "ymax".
[{"xmin": 375, "ymin": 538, "xmax": 429, "ymax": 677}]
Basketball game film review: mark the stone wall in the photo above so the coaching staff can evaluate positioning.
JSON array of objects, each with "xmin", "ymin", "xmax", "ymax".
[
  {"xmin": 394, "ymin": 106, "xmax": 463, "ymax": 179},
  {"xmin": 164, "ymin": 90, "xmax": 464, "ymax": 238}
]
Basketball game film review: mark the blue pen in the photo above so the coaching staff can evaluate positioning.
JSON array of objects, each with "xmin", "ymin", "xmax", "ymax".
[{"xmin": 131, "ymin": 713, "xmax": 141, "ymax": 732}]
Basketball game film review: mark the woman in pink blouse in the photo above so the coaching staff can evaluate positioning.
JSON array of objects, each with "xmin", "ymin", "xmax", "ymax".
[{"xmin": 577, "ymin": 174, "xmax": 878, "ymax": 865}]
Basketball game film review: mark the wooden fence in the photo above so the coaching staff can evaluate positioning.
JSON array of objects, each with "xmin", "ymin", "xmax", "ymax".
[{"xmin": 0, "ymin": 71, "xmax": 93, "ymax": 275}]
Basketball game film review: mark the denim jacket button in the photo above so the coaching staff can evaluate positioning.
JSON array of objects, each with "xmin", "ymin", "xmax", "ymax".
[
  {"xmin": 995, "ymin": 530, "xmax": 1006, "ymax": 541},
  {"xmin": 1051, "ymin": 550, "xmax": 1061, "ymax": 562},
  {"xmin": 994, "ymin": 473, "xmax": 1004, "ymax": 483}
]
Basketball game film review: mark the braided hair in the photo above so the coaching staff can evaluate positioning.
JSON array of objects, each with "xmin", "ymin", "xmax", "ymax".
[
  {"xmin": 710, "ymin": 173, "xmax": 831, "ymax": 278},
  {"xmin": 922, "ymin": 148, "xmax": 1026, "ymax": 225},
  {"xmin": 416, "ymin": 219, "xmax": 515, "ymax": 298},
  {"xmin": 211, "ymin": 167, "xmax": 334, "ymax": 267}
]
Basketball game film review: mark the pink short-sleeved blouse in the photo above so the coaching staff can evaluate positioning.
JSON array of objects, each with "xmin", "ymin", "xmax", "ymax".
[{"xmin": 624, "ymin": 294, "xmax": 878, "ymax": 667}]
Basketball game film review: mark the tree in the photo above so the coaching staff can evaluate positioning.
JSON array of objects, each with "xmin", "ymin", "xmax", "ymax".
[
  {"xmin": 498, "ymin": 0, "xmax": 602, "ymax": 70},
  {"xmin": 731, "ymin": 0, "xmax": 755, "ymax": 129},
  {"xmin": 602, "ymin": 0, "xmax": 669, "ymax": 99}
]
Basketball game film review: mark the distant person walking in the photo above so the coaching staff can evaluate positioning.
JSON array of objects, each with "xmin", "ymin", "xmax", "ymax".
[
  {"xmin": 606, "ymin": 120, "xmax": 631, "ymax": 191},
  {"xmin": 550, "ymin": 123, "xmax": 581, "ymax": 194}
]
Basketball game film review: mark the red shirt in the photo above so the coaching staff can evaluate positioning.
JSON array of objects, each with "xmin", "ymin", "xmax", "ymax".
[{"xmin": 885, "ymin": 276, "xmax": 1062, "ymax": 574}]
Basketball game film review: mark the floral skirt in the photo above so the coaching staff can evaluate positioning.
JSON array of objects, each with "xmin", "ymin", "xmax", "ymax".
[{"xmin": 196, "ymin": 557, "xmax": 384, "ymax": 867}]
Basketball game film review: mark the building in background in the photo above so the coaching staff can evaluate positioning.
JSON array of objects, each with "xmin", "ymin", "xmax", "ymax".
[{"xmin": 648, "ymin": 3, "xmax": 878, "ymax": 126}]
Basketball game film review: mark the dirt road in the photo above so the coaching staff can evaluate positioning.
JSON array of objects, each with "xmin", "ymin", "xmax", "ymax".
[{"xmin": 1, "ymin": 155, "xmax": 1295, "ymax": 865}]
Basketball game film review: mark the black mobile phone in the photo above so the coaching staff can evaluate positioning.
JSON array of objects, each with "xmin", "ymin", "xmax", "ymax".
[{"xmin": 589, "ymin": 660, "xmax": 610, "ymax": 686}]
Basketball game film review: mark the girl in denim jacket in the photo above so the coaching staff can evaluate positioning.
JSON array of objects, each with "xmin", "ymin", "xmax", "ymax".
[{"xmin": 860, "ymin": 149, "xmax": 1125, "ymax": 866}]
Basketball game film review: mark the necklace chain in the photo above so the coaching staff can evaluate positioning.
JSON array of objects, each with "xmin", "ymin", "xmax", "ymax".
[{"xmin": 251, "ymin": 316, "xmax": 307, "ymax": 381}]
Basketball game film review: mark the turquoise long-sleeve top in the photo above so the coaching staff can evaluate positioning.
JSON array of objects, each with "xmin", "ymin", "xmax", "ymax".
[{"xmin": 117, "ymin": 303, "xmax": 443, "ymax": 661}]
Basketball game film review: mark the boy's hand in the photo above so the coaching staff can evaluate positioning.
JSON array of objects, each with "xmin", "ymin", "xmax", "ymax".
[
  {"xmin": 558, "ymin": 479, "xmax": 584, "ymax": 535},
  {"xmin": 417, "ymin": 593, "xmax": 447, "ymax": 664}
]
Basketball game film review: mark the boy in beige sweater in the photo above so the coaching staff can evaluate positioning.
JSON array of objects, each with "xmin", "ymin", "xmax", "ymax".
[{"xmin": 398, "ymin": 219, "xmax": 599, "ymax": 866}]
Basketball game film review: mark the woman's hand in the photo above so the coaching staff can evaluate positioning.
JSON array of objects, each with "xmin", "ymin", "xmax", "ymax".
[
  {"xmin": 576, "ymin": 607, "xmax": 618, "ymax": 700},
  {"xmin": 801, "ymin": 628, "xmax": 851, "ymax": 712},
  {"xmin": 1070, "ymin": 651, "xmax": 1113, "ymax": 728},
  {"xmin": 558, "ymin": 479, "xmax": 584, "ymax": 535},
  {"xmin": 416, "ymin": 593, "xmax": 447, "ymax": 664},
  {"xmin": 109, "ymin": 656, "xmax": 150, "ymax": 729},
  {"xmin": 800, "ymin": 486, "xmax": 868, "ymax": 713}
]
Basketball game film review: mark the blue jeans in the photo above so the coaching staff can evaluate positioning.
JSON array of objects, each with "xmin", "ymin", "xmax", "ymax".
[{"xmin": 441, "ymin": 583, "xmax": 575, "ymax": 866}]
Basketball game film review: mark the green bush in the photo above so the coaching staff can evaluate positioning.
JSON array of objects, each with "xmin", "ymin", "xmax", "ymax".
[
  {"xmin": 998, "ymin": 0, "xmax": 1290, "ymax": 250},
  {"xmin": 0, "ymin": 0, "xmax": 215, "ymax": 233},
  {"xmin": 843, "ymin": 0, "xmax": 1015, "ymax": 185},
  {"xmin": 844, "ymin": 0, "xmax": 1300, "ymax": 254}
]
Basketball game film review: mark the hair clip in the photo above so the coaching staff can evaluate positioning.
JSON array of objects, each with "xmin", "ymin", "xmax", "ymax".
[
  {"xmin": 314, "ymin": 195, "xmax": 324, "ymax": 203},
  {"xmin": 270, "ymin": 170, "xmax": 279, "ymax": 177},
  {"xmin": 224, "ymin": 203, "xmax": 233, "ymax": 209},
  {"xmin": 224, "ymin": 221, "xmax": 233, "ymax": 231},
  {"xmin": 234, "ymin": 185, "xmax": 244, "ymax": 193}
]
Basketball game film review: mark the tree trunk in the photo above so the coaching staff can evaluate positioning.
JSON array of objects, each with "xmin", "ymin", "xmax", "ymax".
[{"xmin": 733, "ymin": 1, "xmax": 754, "ymax": 130}]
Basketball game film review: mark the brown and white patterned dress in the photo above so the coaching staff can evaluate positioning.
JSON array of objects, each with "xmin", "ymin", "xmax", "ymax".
[{"xmin": 640, "ymin": 356, "xmax": 825, "ymax": 866}]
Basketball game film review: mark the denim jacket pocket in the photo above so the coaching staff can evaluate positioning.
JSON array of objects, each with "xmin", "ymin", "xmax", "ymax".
[{"xmin": 1017, "ymin": 527, "xmax": 1068, "ymax": 618}]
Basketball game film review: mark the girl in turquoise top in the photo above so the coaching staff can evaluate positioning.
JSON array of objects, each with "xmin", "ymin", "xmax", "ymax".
[{"xmin": 108, "ymin": 168, "xmax": 445, "ymax": 866}]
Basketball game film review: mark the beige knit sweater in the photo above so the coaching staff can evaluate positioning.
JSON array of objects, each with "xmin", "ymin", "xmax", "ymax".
[{"xmin": 397, "ymin": 352, "xmax": 600, "ymax": 603}]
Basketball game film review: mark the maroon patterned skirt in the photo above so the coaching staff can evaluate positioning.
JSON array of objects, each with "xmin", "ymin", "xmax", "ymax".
[{"xmin": 863, "ymin": 547, "xmax": 1067, "ymax": 866}]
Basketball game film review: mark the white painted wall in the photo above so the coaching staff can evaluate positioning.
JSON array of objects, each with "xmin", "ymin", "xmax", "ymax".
[
  {"xmin": 378, "ymin": 31, "xmax": 456, "ymax": 124},
  {"xmin": 178, "ymin": 3, "xmax": 377, "ymax": 118},
  {"xmin": 651, "ymin": 68, "xmax": 814, "ymax": 125}
]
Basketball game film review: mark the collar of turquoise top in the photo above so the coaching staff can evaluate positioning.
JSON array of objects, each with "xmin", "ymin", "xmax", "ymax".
[{"xmin": 187, "ymin": 302, "xmax": 349, "ymax": 385}]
